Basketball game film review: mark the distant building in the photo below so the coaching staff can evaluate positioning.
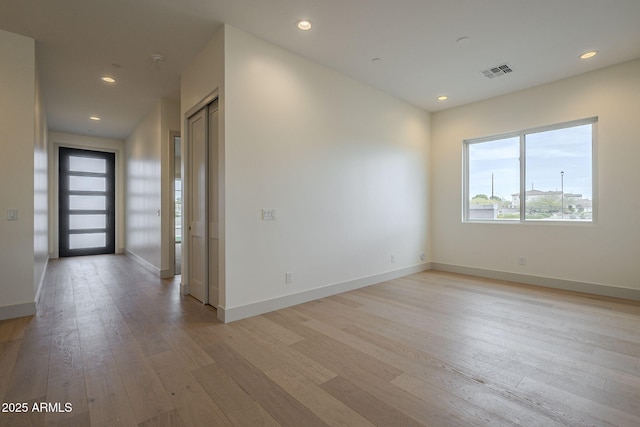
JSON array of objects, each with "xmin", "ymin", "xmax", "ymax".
[
  {"xmin": 511, "ymin": 189, "xmax": 582, "ymax": 206},
  {"xmin": 468, "ymin": 204, "xmax": 498, "ymax": 219}
]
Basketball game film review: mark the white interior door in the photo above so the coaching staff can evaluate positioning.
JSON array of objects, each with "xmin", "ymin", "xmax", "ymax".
[{"xmin": 188, "ymin": 108, "xmax": 208, "ymax": 303}]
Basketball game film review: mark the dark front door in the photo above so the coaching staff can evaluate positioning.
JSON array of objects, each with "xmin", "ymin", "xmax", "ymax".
[{"xmin": 59, "ymin": 147, "xmax": 116, "ymax": 257}]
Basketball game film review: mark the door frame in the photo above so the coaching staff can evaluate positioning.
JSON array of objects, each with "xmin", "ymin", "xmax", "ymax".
[
  {"xmin": 50, "ymin": 140, "xmax": 124, "ymax": 259},
  {"xmin": 169, "ymin": 130, "xmax": 181, "ymax": 276},
  {"xmin": 183, "ymin": 90, "xmax": 221, "ymax": 307},
  {"xmin": 58, "ymin": 147, "xmax": 116, "ymax": 257}
]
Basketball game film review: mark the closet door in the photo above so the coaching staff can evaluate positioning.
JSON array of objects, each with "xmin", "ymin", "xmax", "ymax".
[{"xmin": 187, "ymin": 107, "xmax": 208, "ymax": 303}]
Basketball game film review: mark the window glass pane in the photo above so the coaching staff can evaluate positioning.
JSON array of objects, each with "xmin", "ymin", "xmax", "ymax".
[
  {"xmin": 69, "ymin": 176, "xmax": 106, "ymax": 192},
  {"xmin": 69, "ymin": 233, "xmax": 106, "ymax": 249},
  {"xmin": 175, "ymin": 178, "xmax": 182, "ymax": 242},
  {"xmin": 468, "ymin": 137, "xmax": 520, "ymax": 220},
  {"xmin": 69, "ymin": 195, "xmax": 106, "ymax": 210},
  {"xmin": 69, "ymin": 156, "xmax": 106, "ymax": 173},
  {"xmin": 525, "ymin": 124, "xmax": 592, "ymax": 221},
  {"xmin": 69, "ymin": 214, "xmax": 106, "ymax": 230}
]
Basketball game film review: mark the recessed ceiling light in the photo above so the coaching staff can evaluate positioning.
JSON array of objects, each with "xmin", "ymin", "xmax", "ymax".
[
  {"xmin": 101, "ymin": 76, "xmax": 116, "ymax": 83},
  {"xmin": 437, "ymin": 95, "xmax": 449, "ymax": 101},
  {"xmin": 579, "ymin": 51, "xmax": 598, "ymax": 60},
  {"xmin": 89, "ymin": 116, "xmax": 101, "ymax": 121},
  {"xmin": 296, "ymin": 19, "xmax": 312, "ymax": 31}
]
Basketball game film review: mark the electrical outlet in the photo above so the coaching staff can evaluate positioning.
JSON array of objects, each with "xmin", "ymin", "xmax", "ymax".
[
  {"xmin": 519, "ymin": 256, "xmax": 526, "ymax": 266},
  {"xmin": 420, "ymin": 252, "xmax": 425, "ymax": 261},
  {"xmin": 285, "ymin": 272, "xmax": 293, "ymax": 283},
  {"xmin": 391, "ymin": 254, "xmax": 395, "ymax": 263}
]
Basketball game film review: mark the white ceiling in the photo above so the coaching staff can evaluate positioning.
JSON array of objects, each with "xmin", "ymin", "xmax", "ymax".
[{"xmin": 2, "ymin": 0, "xmax": 640, "ymax": 140}]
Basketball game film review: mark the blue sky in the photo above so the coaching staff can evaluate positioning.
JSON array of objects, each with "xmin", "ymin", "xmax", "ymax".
[{"xmin": 468, "ymin": 124, "xmax": 593, "ymax": 200}]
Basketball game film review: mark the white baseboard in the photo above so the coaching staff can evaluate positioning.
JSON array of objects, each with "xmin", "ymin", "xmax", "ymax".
[
  {"xmin": 125, "ymin": 250, "xmax": 161, "ymax": 278},
  {"xmin": 0, "ymin": 302, "xmax": 36, "ymax": 321},
  {"xmin": 430, "ymin": 262, "xmax": 640, "ymax": 301},
  {"xmin": 217, "ymin": 263, "xmax": 431, "ymax": 323}
]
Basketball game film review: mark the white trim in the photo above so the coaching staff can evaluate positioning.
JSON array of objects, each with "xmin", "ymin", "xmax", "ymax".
[
  {"xmin": 125, "ymin": 250, "xmax": 164, "ymax": 278},
  {"xmin": 431, "ymin": 262, "xmax": 640, "ymax": 301},
  {"xmin": 0, "ymin": 302, "xmax": 36, "ymax": 321},
  {"xmin": 217, "ymin": 263, "xmax": 431, "ymax": 323},
  {"xmin": 168, "ymin": 130, "xmax": 181, "ymax": 278}
]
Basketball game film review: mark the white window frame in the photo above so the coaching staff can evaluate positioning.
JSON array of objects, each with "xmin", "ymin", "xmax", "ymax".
[{"xmin": 463, "ymin": 117, "xmax": 597, "ymax": 224}]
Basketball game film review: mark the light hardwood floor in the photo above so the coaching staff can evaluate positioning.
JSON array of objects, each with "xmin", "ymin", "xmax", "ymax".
[{"xmin": 1, "ymin": 255, "xmax": 640, "ymax": 426}]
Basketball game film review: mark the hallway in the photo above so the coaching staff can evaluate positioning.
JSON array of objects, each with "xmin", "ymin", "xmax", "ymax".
[{"xmin": 0, "ymin": 255, "xmax": 218, "ymax": 426}]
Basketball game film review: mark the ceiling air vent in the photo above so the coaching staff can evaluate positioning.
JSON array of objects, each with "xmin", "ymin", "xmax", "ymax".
[{"xmin": 482, "ymin": 63, "xmax": 514, "ymax": 79}]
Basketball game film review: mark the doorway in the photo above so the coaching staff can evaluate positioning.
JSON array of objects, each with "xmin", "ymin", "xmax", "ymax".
[
  {"xmin": 58, "ymin": 147, "xmax": 115, "ymax": 257},
  {"xmin": 171, "ymin": 132, "xmax": 182, "ymax": 275}
]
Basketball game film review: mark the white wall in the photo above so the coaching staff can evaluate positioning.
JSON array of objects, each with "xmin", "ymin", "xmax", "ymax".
[
  {"xmin": 221, "ymin": 26, "xmax": 430, "ymax": 319},
  {"xmin": 34, "ymin": 61, "xmax": 49, "ymax": 303},
  {"xmin": 126, "ymin": 102, "xmax": 162, "ymax": 271},
  {"xmin": 125, "ymin": 98, "xmax": 179, "ymax": 277},
  {"xmin": 431, "ymin": 58, "xmax": 640, "ymax": 296},
  {"xmin": 180, "ymin": 25, "xmax": 431, "ymax": 321},
  {"xmin": 48, "ymin": 132, "xmax": 125, "ymax": 257},
  {"xmin": 0, "ymin": 30, "xmax": 42, "ymax": 320}
]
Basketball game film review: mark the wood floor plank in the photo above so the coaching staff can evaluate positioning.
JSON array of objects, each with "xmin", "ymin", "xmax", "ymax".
[
  {"xmin": 204, "ymin": 342, "xmax": 329, "ymax": 427},
  {"xmin": 3, "ymin": 329, "xmax": 51, "ymax": 402},
  {"xmin": 157, "ymin": 328, "xmax": 214, "ymax": 372},
  {"xmin": 0, "ymin": 340, "xmax": 21, "ymax": 403},
  {"xmin": 319, "ymin": 376, "xmax": 426, "ymax": 427},
  {"xmin": 221, "ymin": 322, "xmax": 338, "ymax": 385},
  {"xmin": 0, "ymin": 396, "xmax": 46, "ymax": 427},
  {"xmin": 243, "ymin": 330, "xmax": 337, "ymax": 385},
  {"xmin": 84, "ymin": 366, "xmax": 138, "ymax": 426},
  {"xmin": 341, "ymin": 323, "xmax": 525, "ymax": 389},
  {"xmin": 111, "ymin": 345, "xmax": 174, "ymax": 424},
  {"xmin": 233, "ymin": 315, "xmax": 304, "ymax": 346},
  {"xmin": 47, "ymin": 328, "xmax": 83, "ymax": 380},
  {"xmin": 267, "ymin": 311, "xmax": 404, "ymax": 384},
  {"xmin": 137, "ymin": 408, "xmax": 187, "ymax": 427},
  {"xmin": 192, "ymin": 361, "xmax": 281, "ymax": 426},
  {"xmin": 149, "ymin": 350, "xmax": 233, "ymax": 427},
  {"xmin": 50, "ymin": 411, "xmax": 92, "ymax": 427},
  {"xmin": 43, "ymin": 373, "xmax": 88, "ymax": 426},
  {"xmin": 265, "ymin": 366, "xmax": 376, "ymax": 427},
  {"xmin": 391, "ymin": 372, "xmax": 563, "ymax": 426},
  {"xmin": 516, "ymin": 375, "xmax": 640, "ymax": 426},
  {"xmin": 0, "ymin": 316, "xmax": 30, "ymax": 343}
]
